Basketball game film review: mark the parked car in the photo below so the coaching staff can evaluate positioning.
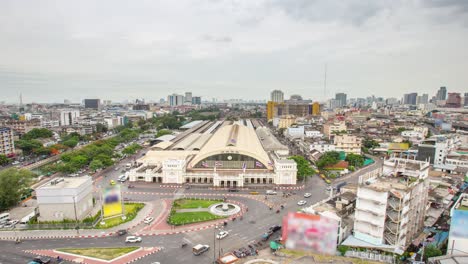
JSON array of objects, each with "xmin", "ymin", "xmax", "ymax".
[
  {"xmin": 117, "ymin": 229, "xmax": 127, "ymax": 236},
  {"xmin": 144, "ymin": 217, "xmax": 154, "ymax": 224},
  {"xmin": 303, "ymin": 193, "xmax": 312, "ymax": 198},
  {"xmin": 32, "ymin": 256, "xmax": 51, "ymax": 264},
  {"xmin": 297, "ymin": 200, "xmax": 307, "ymax": 206},
  {"xmin": 216, "ymin": 230, "xmax": 229, "ymax": 239},
  {"xmin": 125, "ymin": 236, "xmax": 142, "ymax": 243},
  {"xmin": 269, "ymin": 225, "xmax": 282, "ymax": 232}
]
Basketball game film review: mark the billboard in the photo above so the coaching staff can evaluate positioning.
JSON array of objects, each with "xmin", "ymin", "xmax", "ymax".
[
  {"xmin": 449, "ymin": 209, "xmax": 468, "ymax": 239},
  {"xmin": 102, "ymin": 185, "xmax": 123, "ymax": 218},
  {"xmin": 282, "ymin": 212, "xmax": 338, "ymax": 255}
]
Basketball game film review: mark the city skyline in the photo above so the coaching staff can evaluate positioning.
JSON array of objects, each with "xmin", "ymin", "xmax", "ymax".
[{"xmin": 1, "ymin": 1, "xmax": 468, "ymax": 103}]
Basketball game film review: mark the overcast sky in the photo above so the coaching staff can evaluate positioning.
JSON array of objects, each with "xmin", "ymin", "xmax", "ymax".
[{"xmin": 1, "ymin": 0, "xmax": 467, "ymax": 103}]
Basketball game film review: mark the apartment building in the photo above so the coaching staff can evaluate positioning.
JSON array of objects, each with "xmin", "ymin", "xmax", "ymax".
[
  {"xmin": 0, "ymin": 127, "xmax": 15, "ymax": 156},
  {"xmin": 1, "ymin": 119, "xmax": 41, "ymax": 135},
  {"xmin": 323, "ymin": 122, "xmax": 347, "ymax": 138},
  {"xmin": 350, "ymin": 158, "xmax": 430, "ymax": 254},
  {"xmin": 334, "ymin": 134, "xmax": 362, "ymax": 155}
]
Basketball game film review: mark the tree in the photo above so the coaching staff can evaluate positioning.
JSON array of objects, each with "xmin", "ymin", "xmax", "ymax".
[
  {"xmin": 22, "ymin": 128, "xmax": 53, "ymax": 140},
  {"xmin": 95, "ymin": 123, "xmax": 108, "ymax": 133},
  {"xmin": 424, "ymin": 245, "xmax": 442, "ymax": 260},
  {"xmin": 316, "ymin": 151, "xmax": 340, "ymax": 169},
  {"xmin": 89, "ymin": 159, "xmax": 104, "ymax": 171},
  {"xmin": 156, "ymin": 129, "xmax": 172, "ymax": 138},
  {"xmin": 15, "ymin": 139, "xmax": 43, "ymax": 154},
  {"xmin": 288, "ymin": 155, "xmax": 316, "ymax": 180},
  {"xmin": 0, "ymin": 155, "xmax": 10, "ymax": 166},
  {"xmin": 122, "ymin": 143, "xmax": 142, "ymax": 155},
  {"xmin": 0, "ymin": 168, "xmax": 34, "ymax": 210},
  {"xmin": 62, "ymin": 138, "xmax": 79, "ymax": 148},
  {"xmin": 345, "ymin": 153, "xmax": 365, "ymax": 167}
]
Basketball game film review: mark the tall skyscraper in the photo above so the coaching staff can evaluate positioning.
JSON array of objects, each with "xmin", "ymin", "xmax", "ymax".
[
  {"xmin": 403, "ymin": 93, "xmax": 417, "ymax": 105},
  {"xmin": 335, "ymin": 93, "xmax": 347, "ymax": 107},
  {"xmin": 168, "ymin": 94, "xmax": 184, "ymax": 106},
  {"xmin": 270, "ymin": 90, "xmax": 284, "ymax": 103},
  {"xmin": 185, "ymin": 92, "xmax": 192, "ymax": 103},
  {"xmin": 436, "ymin": 86, "xmax": 447, "ymax": 101}
]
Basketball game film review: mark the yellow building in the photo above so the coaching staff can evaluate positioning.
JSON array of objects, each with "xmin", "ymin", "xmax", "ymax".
[
  {"xmin": 278, "ymin": 115, "xmax": 296, "ymax": 128},
  {"xmin": 312, "ymin": 102, "xmax": 320, "ymax": 115}
]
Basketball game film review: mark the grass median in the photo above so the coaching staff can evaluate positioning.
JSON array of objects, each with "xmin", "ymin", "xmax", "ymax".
[
  {"xmin": 57, "ymin": 247, "xmax": 139, "ymax": 261},
  {"xmin": 173, "ymin": 198, "xmax": 222, "ymax": 209},
  {"xmin": 168, "ymin": 198, "xmax": 226, "ymax": 226},
  {"xmin": 97, "ymin": 203, "xmax": 144, "ymax": 229}
]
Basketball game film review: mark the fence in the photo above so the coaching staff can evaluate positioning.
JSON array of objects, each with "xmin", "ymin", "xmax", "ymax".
[
  {"xmin": 24, "ymin": 215, "xmax": 102, "ymax": 230},
  {"xmin": 345, "ymin": 250, "xmax": 395, "ymax": 263}
]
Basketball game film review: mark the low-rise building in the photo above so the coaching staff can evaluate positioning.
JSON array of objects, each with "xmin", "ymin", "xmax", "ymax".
[
  {"xmin": 334, "ymin": 134, "xmax": 362, "ymax": 155},
  {"xmin": 36, "ymin": 176, "xmax": 93, "ymax": 221},
  {"xmin": 323, "ymin": 122, "xmax": 347, "ymax": 138},
  {"xmin": 309, "ymin": 142, "xmax": 336, "ymax": 153},
  {"xmin": 305, "ymin": 130, "xmax": 323, "ymax": 138}
]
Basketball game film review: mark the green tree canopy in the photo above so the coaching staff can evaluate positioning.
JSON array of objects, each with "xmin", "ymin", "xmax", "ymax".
[
  {"xmin": 0, "ymin": 168, "xmax": 35, "ymax": 210},
  {"xmin": 345, "ymin": 153, "xmax": 365, "ymax": 167},
  {"xmin": 15, "ymin": 139, "xmax": 43, "ymax": 154},
  {"xmin": 122, "ymin": 143, "xmax": 142, "ymax": 155},
  {"xmin": 155, "ymin": 129, "xmax": 172, "ymax": 138},
  {"xmin": 288, "ymin": 155, "xmax": 316, "ymax": 180},
  {"xmin": 316, "ymin": 151, "xmax": 341, "ymax": 169},
  {"xmin": 424, "ymin": 245, "xmax": 442, "ymax": 260},
  {"xmin": 22, "ymin": 128, "xmax": 53, "ymax": 140},
  {"xmin": 89, "ymin": 159, "xmax": 104, "ymax": 171},
  {"xmin": 0, "ymin": 154, "xmax": 10, "ymax": 166},
  {"xmin": 62, "ymin": 138, "xmax": 79, "ymax": 148}
]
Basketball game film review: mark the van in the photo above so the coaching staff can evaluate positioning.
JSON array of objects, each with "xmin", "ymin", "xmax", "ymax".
[
  {"xmin": 125, "ymin": 163, "xmax": 132, "ymax": 170},
  {"xmin": 192, "ymin": 244, "xmax": 210, "ymax": 256},
  {"xmin": 0, "ymin": 213, "xmax": 10, "ymax": 224}
]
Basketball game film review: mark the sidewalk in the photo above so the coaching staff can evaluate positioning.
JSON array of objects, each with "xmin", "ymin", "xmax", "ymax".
[
  {"xmin": 0, "ymin": 202, "xmax": 154, "ymax": 240},
  {"xmin": 25, "ymin": 247, "xmax": 161, "ymax": 264}
]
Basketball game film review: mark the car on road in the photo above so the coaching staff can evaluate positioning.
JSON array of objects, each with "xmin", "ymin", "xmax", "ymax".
[
  {"xmin": 297, "ymin": 200, "xmax": 307, "ymax": 206},
  {"xmin": 144, "ymin": 217, "xmax": 154, "ymax": 224},
  {"xmin": 117, "ymin": 229, "xmax": 127, "ymax": 236},
  {"xmin": 12, "ymin": 161, "xmax": 20, "ymax": 165},
  {"xmin": 216, "ymin": 230, "xmax": 229, "ymax": 239},
  {"xmin": 266, "ymin": 190, "xmax": 277, "ymax": 195},
  {"xmin": 303, "ymin": 193, "xmax": 312, "ymax": 198},
  {"xmin": 261, "ymin": 230, "xmax": 274, "ymax": 241},
  {"xmin": 32, "ymin": 256, "xmax": 51, "ymax": 264},
  {"xmin": 110, "ymin": 180, "xmax": 116, "ymax": 185},
  {"xmin": 228, "ymin": 188, "xmax": 240, "ymax": 192},
  {"xmin": 269, "ymin": 225, "xmax": 282, "ymax": 232},
  {"xmin": 114, "ymin": 167, "xmax": 119, "ymax": 171},
  {"xmin": 70, "ymin": 173, "xmax": 79, "ymax": 177},
  {"xmin": 123, "ymin": 197, "xmax": 131, "ymax": 201},
  {"xmin": 192, "ymin": 244, "xmax": 210, "ymax": 256},
  {"xmin": 125, "ymin": 236, "xmax": 142, "ymax": 243}
]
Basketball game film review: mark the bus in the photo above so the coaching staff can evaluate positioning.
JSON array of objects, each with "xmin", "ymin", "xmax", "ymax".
[
  {"xmin": 0, "ymin": 213, "xmax": 10, "ymax": 224},
  {"xmin": 19, "ymin": 211, "xmax": 36, "ymax": 225}
]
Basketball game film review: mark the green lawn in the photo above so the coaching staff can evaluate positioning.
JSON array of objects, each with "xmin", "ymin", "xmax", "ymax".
[
  {"xmin": 173, "ymin": 198, "xmax": 222, "ymax": 209},
  {"xmin": 57, "ymin": 247, "xmax": 139, "ymax": 261},
  {"xmin": 169, "ymin": 211, "xmax": 225, "ymax": 226},
  {"xmin": 98, "ymin": 203, "xmax": 144, "ymax": 229}
]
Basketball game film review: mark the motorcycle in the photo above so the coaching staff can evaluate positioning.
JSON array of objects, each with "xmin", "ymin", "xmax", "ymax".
[
  {"xmin": 181, "ymin": 243, "xmax": 187, "ymax": 248},
  {"xmin": 276, "ymin": 209, "xmax": 280, "ymax": 214},
  {"xmin": 128, "ymin": 185, "xmax": 135, "ymax": 189},
  {"xmin": 15, "ymin": 238, "xmax": 21, "ymax": 244}
]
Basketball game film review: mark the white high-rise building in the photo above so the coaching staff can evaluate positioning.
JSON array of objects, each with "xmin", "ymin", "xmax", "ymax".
[
  {"xmin": 270, "ymin": 90, "xmax": 284, "ymax": 103},
  {"xmin": 185, "ymin": 92, "xmax": 192, "ymax": 104},
  {"xmin": 168, "ymin": 94, "xmax": 185, "ymax": 106},
  {"xmin": 60, "ymin": 110, "xmax": 80, "ymax": 126},
  {"xmin": 349, "ymin": 158, "xmax": 430, "ymax": 254}
]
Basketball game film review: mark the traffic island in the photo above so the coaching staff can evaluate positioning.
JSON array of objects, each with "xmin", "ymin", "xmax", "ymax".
[
  {"xmin": 168, "ymin": 198, "xmax": 226, "ymax": 226},
  {"xmin": 56, "ymin": 247, "xmax": 139, "ymax": 261}
]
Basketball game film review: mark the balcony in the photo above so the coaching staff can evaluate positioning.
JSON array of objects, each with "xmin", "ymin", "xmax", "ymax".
[
  {"xmin": 386, "ymin": 210, "xmax": 401, "ymax": 223},
  {"xmin": 357, "ymin": 207, "xmax": 385, "ymax": 217},
  {"xmin": 388, "ymin": 198, "xmax": 402, "ymax": 211},
  {"xmin": 385, "ymin": 222, "xmax": 399, "ymax": 235},
  {"xmin": 384, "ymin": 233, "xmax": 396, "ymax": 245}
]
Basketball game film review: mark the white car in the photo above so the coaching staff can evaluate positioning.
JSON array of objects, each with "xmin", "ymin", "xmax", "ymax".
[
  {"xmin": 125, "ymin": 236, "xmax": 142, "ymax": 243},
  {"xmin": 216, "ymin": 230, "xmax": 229, "ymax": 239},
  {"xmin": 144, "ymin": 217, "xmax": 154, "ymax": 224},
  {"xmin": 303, "ymin": 193, "xmax": 312, "ymax": 198},
  {"xmin": 297, "ymin": 200, "xmax": 307, "ymax": 206},
  {"xmin": 266, "ymin": 190, "xmax": 277, "ymax": 195},
  {"xmin": 4, "ymin": 220, "xmax": 18, "ymax": 228}
]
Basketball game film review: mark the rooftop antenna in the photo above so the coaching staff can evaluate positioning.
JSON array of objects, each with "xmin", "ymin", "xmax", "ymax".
[{"xmin": 323, "ymin": 63, "xmax": 327, "ymax": 100}]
